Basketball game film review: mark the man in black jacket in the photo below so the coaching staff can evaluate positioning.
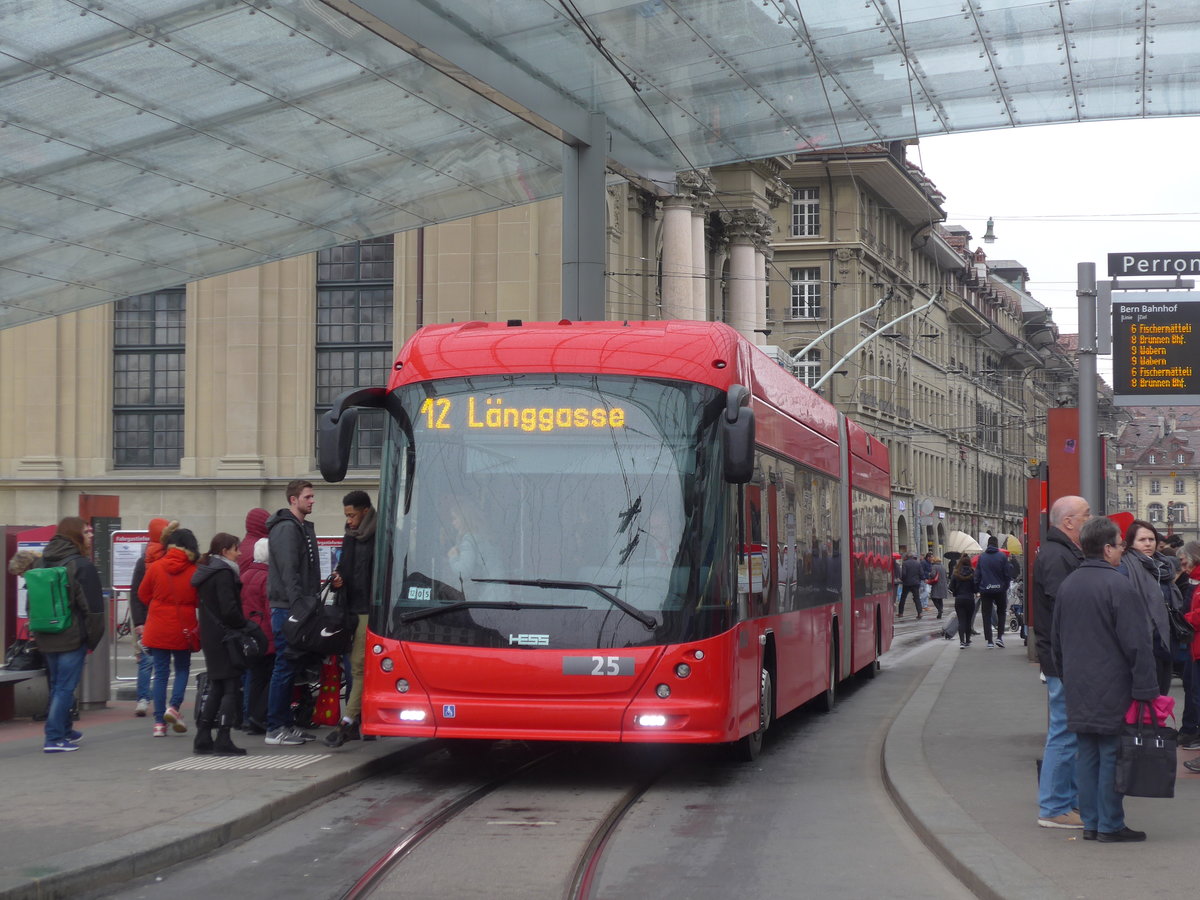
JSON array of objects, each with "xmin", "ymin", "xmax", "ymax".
[
  {"xmin": 897, "ymin": 552, "xmax": 924, "ymax": 618},
  {"xmin": 264, "ymin": 479, "xmax": 321, "ymax": 746},
  {"xmin": 1032, "ymin": 495, "xmax": 1088, "ymax": 829},
  {"xmin": 974, "ymin": 537, "xmax": 1011, "ymax": 647},
  {"xmin": 1052, "ymin": 515, "xmax": 1158, "ymax": 842},
  {"xmin": 325, "ymin": 490, "xmax": 376, "ymax": 748}
]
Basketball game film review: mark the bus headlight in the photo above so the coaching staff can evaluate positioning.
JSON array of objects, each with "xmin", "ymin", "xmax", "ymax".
[
  {"xmin": 655, "ymin": 683, "xmax": 671, "ymax": 698},
  {"xmin": 396, "ymin": 679, "xmax": 410, "ymax": 693},
  {"xmin": 675, "ymin": 663, "xmax": 691, "ymax": 678},
  {"xmin": 637, "ymin": 714, "xmax": 668, "ymax": 727},
  {"xmin": 399, "ymin": 709, "xmax": 427, "ymax": 722},
  {"xmin": 381, "ymin": 658, "xmax": 395, "ymax": 673}
]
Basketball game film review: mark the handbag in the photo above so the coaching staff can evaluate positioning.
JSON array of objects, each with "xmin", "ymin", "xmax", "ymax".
[
  {"xmin": 1167, "ymin": 603, "xmax": 1195, "ymax": 645},
  {"xmin": 1115, "ymin": 701, "xmax": 1177, "ymax": 798},
  {"xmin": 182, "ymin": 626, "xmax": 202, "ymax": 653},
  {"xmin": 4, "ymin": 637, "xmax": 44, "ymax": 671},
  {"xmin": 223, "ymin": 619, "xmax": 269, "ymax": 670}
]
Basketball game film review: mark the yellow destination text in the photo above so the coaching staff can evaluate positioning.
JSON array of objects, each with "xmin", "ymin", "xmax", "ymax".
[{"xmin": 466, "ymin": 396, "xmax": 625, "ymax": 432}]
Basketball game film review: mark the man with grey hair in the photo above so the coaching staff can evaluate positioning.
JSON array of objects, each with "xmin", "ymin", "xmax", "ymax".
[
  {"xmin": 1052, "ymin": 515, "xmax": 1158, "ymax": 842},
  {"xmin": 1032, "ymin": 495, "xmax": 1090, "ymax": 829}
]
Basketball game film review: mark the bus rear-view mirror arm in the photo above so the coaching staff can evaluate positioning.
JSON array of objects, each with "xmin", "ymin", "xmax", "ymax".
[
  {"xmin": 722, "ymin": 384, "xmax": 755, "ymax": 484},
  {"xmin": 318, "ymin": 386, "xmax": 388, "ymax": 483}
]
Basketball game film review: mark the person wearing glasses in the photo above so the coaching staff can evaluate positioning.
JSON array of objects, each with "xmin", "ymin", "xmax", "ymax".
[
  {"xmin": 1052, "ymin": 516, "xmax": 1159, "ymax": 843},
  {"xmin": 1032, "ymin": 495, "xmax": 1089, "ymax": 829}
]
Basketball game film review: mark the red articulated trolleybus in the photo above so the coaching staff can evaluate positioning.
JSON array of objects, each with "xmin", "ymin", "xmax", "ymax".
[{"xmin": 320, "ymin": 320, "xmax": 892, "ymax": 759}]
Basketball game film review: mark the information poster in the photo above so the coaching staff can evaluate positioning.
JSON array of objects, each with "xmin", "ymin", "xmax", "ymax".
[
  {"xmin": 318, "ymin": 536, "xmax": 343, "ymax": 581},
  {"xmin": 14, "ymin": 540, "xmax": 47, "ymax": 620},
  {"xmin": 110, "ymin": 531, "xmax": 149, "ymax": 592}
]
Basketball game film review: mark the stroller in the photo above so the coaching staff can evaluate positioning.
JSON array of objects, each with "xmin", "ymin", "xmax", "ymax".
[{"xmin": 1006, "ymin": 582, "xmax": 1027, "ymax": 644}]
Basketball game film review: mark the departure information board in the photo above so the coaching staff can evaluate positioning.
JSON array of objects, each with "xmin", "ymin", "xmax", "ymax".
[{"xmin": 1112, "ymin": 291, "xmax": 1200, "ymax": 406}]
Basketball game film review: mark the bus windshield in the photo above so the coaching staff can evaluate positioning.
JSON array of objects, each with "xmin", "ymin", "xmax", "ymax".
[{"xmin": 373, "ymin": 374, "xmax": 734, "ymax": 649}]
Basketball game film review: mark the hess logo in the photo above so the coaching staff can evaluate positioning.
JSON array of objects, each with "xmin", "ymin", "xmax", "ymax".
[{"xmin": 509, "ymin": 633, "xmax": 549, "ymax": 646}]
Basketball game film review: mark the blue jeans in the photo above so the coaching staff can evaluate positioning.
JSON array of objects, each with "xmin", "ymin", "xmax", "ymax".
[
  {"xmin": 136, "ymin": 643, "xmax": 153, "ymax": 702},
  {"xmin": 1037, "ymin": 676, "xmax": 1078, "ymax": 817},
  {"xmin": 266, "ymin": 608, "xmax": 297, "ymax": 731},
  {"xmin": 44, "ymin": 646, "xmax": 87, "ymax": 743},
  {"xmin": 150, "ymin": 648, "xmax": 191, "ymax": 724},
  {"xmin": 1076, "ymin": 732, "xmax": 1124, "ymax": 834}
]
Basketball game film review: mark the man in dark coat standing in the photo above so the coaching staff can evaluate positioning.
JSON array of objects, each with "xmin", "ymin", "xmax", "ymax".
[
  {"xmin": 325, "ymin": 490, "xmax": 376, "ymax": 748},
  {"xmin": 1052, "ymin": 516, "xmax": 1159, "ymax": 843},
  {"xmin": 1033, "ymin": 495, "xmax": 1089, "ymax": 829},
  {"xmin": 264, "ymin": 479, "xmax": 321, "ymax": 747},
  {"xmin": 897, "ymin": 552, "xmax": 924, "ymax": 618}
]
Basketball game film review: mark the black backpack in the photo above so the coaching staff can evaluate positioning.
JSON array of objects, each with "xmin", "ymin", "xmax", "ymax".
[{"xmin": 282, "ymin": 581, "xmax": 357, "ymax": 659}]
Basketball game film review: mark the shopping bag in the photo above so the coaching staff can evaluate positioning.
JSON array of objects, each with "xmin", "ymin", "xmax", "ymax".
[
  {"xmin": 312, "ymin": 656, "xmax": 343, "ymax": 727},
  {"xmin": 1115, "ymin": 701, "xmax": 1177, "ymax": 798}
]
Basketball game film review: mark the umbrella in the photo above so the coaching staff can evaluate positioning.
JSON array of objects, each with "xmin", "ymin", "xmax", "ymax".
[
  {"xmin": 945, "ymin": 530, "xmax": 983, "ymax": 556},
  {"xmin": 1000, "ymin": 534, "xmax": 1022, "ymax": 555}
]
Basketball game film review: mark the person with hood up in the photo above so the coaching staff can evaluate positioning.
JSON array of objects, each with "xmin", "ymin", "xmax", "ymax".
[
  {"xmin": 139, "ymin": 528, "xmax": 201, "ymax": 737},
  {"xmin": 265, "ymin": 479, "xmax": 322, "ymax": 746},
  {"xmin": 129, "ymin": 518, "xmax": 175, "ymax": 718},
  {"xmin": 192, "ymin": 532, "xmax": 250, "ymax": 756},
  {"xmin": 974, "ymin": 536, "xmax": 1012, "ymax": 647},
  {"xmin": 238, "ymin": 508, "xmax": 269, "ymax": 576},
  {"xmin": 37, "ymin": 517, "xmax": 105, "ymax": 752},
  {"xmin": 240, "ymin": 536, "xmax": 274, "ymax": 734}
]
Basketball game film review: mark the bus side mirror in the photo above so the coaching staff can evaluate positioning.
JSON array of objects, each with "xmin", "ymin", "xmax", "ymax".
[
  {"xmin": 722, "ymin": 384, "xmax": 755, "ymax": 484},
  {"xmin": 318, "ymin": 387, "xmax": 388, "ymax": 483}
]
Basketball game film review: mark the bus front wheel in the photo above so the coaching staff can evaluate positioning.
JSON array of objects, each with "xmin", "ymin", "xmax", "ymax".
[{"xmin": 733, "ymin": 667, "xmax": 772, "ymax": 762}]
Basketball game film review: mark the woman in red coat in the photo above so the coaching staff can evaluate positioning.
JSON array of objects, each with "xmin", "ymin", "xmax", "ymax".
[{"xmin": 138, "ymin": 528, "xmax": 200, "ymax": 737}]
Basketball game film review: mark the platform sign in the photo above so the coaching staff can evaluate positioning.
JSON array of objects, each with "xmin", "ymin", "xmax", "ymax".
[
  {"xmin": 1108, "ymin": 252, "xmax": 1200, "ymax": 277},
  {"xmin": 1111, "ymin": 292, "xmax": 1200, "ymax": 406}
]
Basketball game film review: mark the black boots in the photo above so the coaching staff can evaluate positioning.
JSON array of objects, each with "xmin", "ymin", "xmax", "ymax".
[
  {"xmin": 214, "ymin": 712, "xmax": 247, "ymax": 756},
  {"xmin": 193, "ymin": 724, "xmax": 214, "ymax": 755},
  {"xmin": 324, "ymin": 717, "xmax": 361, "ymax": 748}
]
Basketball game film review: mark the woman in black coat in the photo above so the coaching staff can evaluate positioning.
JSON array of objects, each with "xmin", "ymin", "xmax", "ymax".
[
  {"xmin": 191, "ymin": 533, "xmax": 249, "ymax": 756},
  {"xmin": 949, "ymin": 556, "xmax": 977, "ymax": 648}
]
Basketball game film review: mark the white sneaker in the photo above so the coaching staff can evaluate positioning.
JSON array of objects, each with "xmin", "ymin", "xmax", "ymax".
[{"xmin": 135, "ymin": 699, "xmax": 150, "ymax": 717}]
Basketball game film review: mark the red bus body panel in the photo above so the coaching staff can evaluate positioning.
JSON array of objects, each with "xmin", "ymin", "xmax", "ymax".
[{"xmin": 363, "ymin": 320, "xmax": 891, "ymax": 745}]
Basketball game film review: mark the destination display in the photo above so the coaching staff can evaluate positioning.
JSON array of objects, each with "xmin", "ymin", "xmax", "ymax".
[
  {"xmin": 1112, "ymin": 292, "xmax": 1200, "ymax": 406},
  {"xmin": 418, "ymin": 396, "xmax": 627, "ymax": 432}
]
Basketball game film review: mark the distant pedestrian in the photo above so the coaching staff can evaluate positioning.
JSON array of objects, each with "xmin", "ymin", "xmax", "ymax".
[
  {"xmin": 36, "ymin": 518, "xmax": 105, "ymax": 753},
  {"xmin": 974, "ymin": 536, "xmax": 1011, "ymax": 647},
  {"xmin": 326, "ymin": 491, "xmax": 375, "ymax": 747},
  {"xmin": 129, "ymin": 518, "xmax": 175, "ymax": 718},
  {"xmin": 265, "ymin": 480, "xmax": 321, "ymax": 747},
  {"xmin": 192, "ymin": 533, "xmax": 249, "ymax": 756},
  {"xmin": 1179, "ymin": 541, "xmax": 1200, "ymax": 749},
  {"xmin": 926, "ymin": 555, "xmax": 948, "ymax": 618},
  {"xmin": 139, "ymin": 527, "xmax": 200, "ymax": 737},
  {"xmin": 1032, "ymin": 495, "xmax": 1088, "ymax": 829},
  {"xmin": 238, "ymin": 508, "xmax": 269, "ymax": 576},
  {"xmin": 1052, "ymin": 515, "xmax": 1158, "ymax": 842},
  {"xmin": 239, "ymin": 537, "xmax": 274, "ymax": 735},
  {"xmin": 897, "ymin": 552, "xmax": 923, "ymax": 618},
  {"xmin": 949, "ymin": 557, "xmax": 976, "ymax": 648}
]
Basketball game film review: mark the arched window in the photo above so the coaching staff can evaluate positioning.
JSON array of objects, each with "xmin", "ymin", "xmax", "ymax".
[{"xmin": 1148, "ymin": 503, "xmax": 1164, "ymax": 522}]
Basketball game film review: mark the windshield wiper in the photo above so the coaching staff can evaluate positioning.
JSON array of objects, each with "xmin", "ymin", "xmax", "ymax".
[
  {"xmin": 400, "ymin": 600, "xmax": 584, "ymax": 624},
  {"xmin": 472, "ymin": 578, "xmax": 658, "ymax": 630}
]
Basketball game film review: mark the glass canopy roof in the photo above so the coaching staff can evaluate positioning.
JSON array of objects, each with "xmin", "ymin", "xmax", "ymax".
[{"xmin": 2, "ymin": 0, "xmax": 1198, "ymax": 328}]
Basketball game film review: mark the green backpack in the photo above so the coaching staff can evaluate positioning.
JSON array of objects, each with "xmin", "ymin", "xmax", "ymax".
[{"xmin": 25, "ymin": 564, "xmax": 73, "ymax": 634}]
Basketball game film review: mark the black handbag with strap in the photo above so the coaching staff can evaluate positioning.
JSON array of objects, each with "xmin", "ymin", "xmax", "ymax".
[{"xmin": 1115, "ymin": 701, "xmax": 1177, "ymax": 798}]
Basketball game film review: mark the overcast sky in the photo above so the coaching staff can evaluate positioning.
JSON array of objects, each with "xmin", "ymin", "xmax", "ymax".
[{"xmin": 913, "ymin": 117, "xmax": 1200, "ymax": 382}]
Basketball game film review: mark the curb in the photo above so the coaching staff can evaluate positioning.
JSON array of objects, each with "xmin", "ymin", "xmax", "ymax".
[
  {"xmin": 4, "ymin": 740, "xmax": 433, "ymax": 900},
  {"xmin": 880, "ymin": 640, "xmax": 1065, "ymax": 900}
]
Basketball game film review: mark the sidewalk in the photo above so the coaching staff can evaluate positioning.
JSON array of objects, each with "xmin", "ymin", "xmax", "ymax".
[
  {"xmin": 3, "ymin": 618, "xmax": 1192, "ymax": 900},
  {"xmin": 0, "ymin": 703, "xmax": 422, "ymax": 900},
  {"xmin": 887, "ymin": 626, "xmax": 1200, "ymax": 900}
]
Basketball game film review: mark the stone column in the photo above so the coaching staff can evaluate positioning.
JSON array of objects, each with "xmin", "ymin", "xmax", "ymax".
[
  {"xmin": 720, "ymin": 209, "xmax": 774, "ymax": 343},
  {"xmin": 661, "ymin": 196, "xmax": 693, "ymax": 319},
  {"xmin": 688, "ymin": 170, "xmax": 714, "ymax": 320}
]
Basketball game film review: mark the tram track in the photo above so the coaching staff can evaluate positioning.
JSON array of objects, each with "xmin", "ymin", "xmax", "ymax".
[{"xmin": 341, "ymin": 744, "xmax": 671, "ymax": 900}]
